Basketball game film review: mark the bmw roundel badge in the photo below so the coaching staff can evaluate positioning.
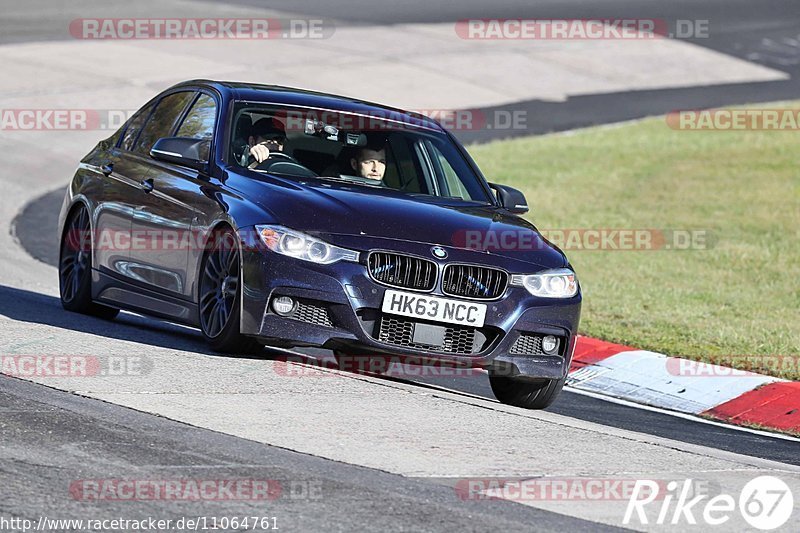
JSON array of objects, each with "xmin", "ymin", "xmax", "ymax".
[{"xmin": 431, "ymin": 246, "xmax": 448, "ymax": 259}]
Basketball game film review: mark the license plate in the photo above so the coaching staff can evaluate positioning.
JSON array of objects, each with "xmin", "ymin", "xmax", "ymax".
[{"xmin": 381, "ymin": 289, "xmax": 487, "ymax": 327}]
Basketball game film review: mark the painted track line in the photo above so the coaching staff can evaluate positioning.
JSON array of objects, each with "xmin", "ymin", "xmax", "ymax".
[{"xmin": 565, "ymin": 386, "xmax": 800, "ymax": 444}]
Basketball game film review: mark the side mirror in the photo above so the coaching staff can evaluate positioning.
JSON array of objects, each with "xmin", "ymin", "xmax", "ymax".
[
  {"xmin": 150, "ymin": 137, "xmax": 210, "ymax": 172},
  {"xmin": 488, "ymin": 183, "xmax": 529, "ymax": 214}
]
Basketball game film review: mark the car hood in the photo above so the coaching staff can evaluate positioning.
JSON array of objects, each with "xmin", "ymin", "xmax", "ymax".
[{"xmin": 237, "ymin": 174, "xmax": 566, "ymax": 270}]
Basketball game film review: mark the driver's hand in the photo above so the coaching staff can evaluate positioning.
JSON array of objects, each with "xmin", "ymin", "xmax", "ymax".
[{"xmin": 249, "ymin": 142, "xmax": 271, "ymax": 163}]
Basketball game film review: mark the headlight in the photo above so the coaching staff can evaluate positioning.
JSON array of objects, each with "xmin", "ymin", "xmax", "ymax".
[
  {"xmin": 510, "ymin": 268, "xmax": 578, "ymax": 298},
  {"xmin": 255, "ymin": 225, "xmax": 359, "ymax": 264}
]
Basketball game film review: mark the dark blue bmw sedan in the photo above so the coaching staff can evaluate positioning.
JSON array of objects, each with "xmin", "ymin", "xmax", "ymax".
[{"xmin": 57, "ymin": 80, "xmax": 581, "ymax": 408}]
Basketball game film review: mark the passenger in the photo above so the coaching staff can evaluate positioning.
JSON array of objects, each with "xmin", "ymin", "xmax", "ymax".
[{"xmin": 350, "ymin": 143, "xmax": 387, "ymax": 181}]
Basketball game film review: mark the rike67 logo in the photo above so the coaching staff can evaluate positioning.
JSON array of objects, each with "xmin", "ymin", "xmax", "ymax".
[{"xmin": 625, "ymin": 476, "xmax": 794, "ymax": 529}]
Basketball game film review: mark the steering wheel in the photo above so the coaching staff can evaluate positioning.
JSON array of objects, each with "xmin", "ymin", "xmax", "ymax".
[
  {"xmin": 248, "ymin": 152, "xmax": 318, "ymax": 178},
  {"xmin": 247, "ymin": 151, "xmax": 300, "ymax": 169}
]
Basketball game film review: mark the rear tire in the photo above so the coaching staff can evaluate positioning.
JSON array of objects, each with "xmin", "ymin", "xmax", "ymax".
[
  {"xmin": 59, "ymin": 206, "xmax": 119, "ymax": 320},
  {"xmin": 489, "ymin": 374, "xmax": 565, "ymax": 409},
  {"xmin": 198, "ymin": 226, "xmax": 262, "ymax": 354}
]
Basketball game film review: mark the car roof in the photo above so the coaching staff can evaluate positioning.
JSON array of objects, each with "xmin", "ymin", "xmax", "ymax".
[{"xmin": 170, "ymin": 79, "xmax": 446, "ymax": 132}]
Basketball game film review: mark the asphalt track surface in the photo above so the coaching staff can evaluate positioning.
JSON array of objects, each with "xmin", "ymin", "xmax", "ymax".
[
  {"xmin": 3, "ymin": 0, "xmax": 800, "ymax": 530},
  {"xmin": 3, "ymin": 374, "xmax": 615, "ymax": 532}
]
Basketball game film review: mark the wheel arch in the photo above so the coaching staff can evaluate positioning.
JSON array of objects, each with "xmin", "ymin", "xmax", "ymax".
[
  {"xmin": 194, "ymin": 219, "xmax": 252, "ymax": 338},
  {"xmin": 58, "ymin": 196, "xmax": 94, "ymax": 263},
  {"xmin": 193, "ymin": 218, "xmax": 244, "ymax": 312}
]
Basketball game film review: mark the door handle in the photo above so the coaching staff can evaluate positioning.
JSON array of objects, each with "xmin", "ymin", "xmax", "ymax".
[
  {"xmin": 100, "ymin": 163, "xmax": 113, "ymax": 176},
  {"xmin": 140, "ymin": 178, "xmax": 154, "ymax": 193}
]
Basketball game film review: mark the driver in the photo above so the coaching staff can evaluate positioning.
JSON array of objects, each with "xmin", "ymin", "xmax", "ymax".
[{"xmin": 247, "ymin": 117, "xmax": 286, "ymax": 166}]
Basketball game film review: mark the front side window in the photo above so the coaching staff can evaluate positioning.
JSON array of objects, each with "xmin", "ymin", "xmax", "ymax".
[
  {"xmin": 176, "ymin": 94, "xmax": 217, "ymax": 140},
  {"xmin": 133, "ymin": 91, "xmax": 195, "ymax": 155},
  {"xmin": 229, "ymin": 103, "xmax": 492, "ymax": 204}
]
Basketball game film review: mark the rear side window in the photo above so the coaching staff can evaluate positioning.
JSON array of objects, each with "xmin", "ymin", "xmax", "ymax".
[
  {"xmin": 176, "ymin": 94, "xmax": 217, "ymax": 140},
  {"xmin": 133, "ymin": 91, "xmax": 195, "ymax": 155},
  {"xmin": 119, "ymin": 103, "xmax": 154, "ymax": 152}
]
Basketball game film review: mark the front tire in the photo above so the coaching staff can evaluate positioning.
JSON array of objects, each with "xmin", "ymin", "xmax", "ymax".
[
  {"xmin": 58, "ymin": 206, "xmax": 119, "ymax": 320},
  {"xmin": 489, "ymin": 374, "xmax": 565, "ymax": 409},
  {"xmin": 198, "ymin": 226, "xmax": 261, "ymax": 354}
]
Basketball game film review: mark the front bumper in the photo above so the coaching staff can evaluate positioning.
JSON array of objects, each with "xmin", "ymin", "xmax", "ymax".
[{"xmin": 239, "ymin": 230, "xmax": 582, "ymax": 380}]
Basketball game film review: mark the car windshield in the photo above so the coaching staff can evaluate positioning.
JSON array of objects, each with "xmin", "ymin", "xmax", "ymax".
[{"xmin": 229, "ymin": 103, "xmax": 492, "ymax": 203}]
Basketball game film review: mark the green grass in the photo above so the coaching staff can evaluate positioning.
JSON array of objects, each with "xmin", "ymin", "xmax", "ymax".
[{"xmin": 468, "ymin": 103, "xmax": 800, "ymax": 380}]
